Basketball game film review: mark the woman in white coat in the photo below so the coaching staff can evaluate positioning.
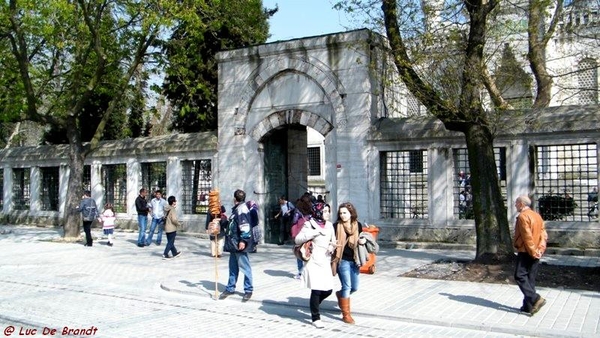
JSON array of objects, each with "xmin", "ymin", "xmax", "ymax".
[{"xmin": 294, "ymin": 198, "xmax": 336, "ymax": 329}]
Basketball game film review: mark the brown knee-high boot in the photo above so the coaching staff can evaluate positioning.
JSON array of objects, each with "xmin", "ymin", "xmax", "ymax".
[{"xmin": 338, "ymin": 297, "xmax": 355, "ymax": 324}]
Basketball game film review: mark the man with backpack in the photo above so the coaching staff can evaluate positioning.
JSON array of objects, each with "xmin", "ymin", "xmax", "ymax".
[
  {"xmin": 77, "ymin": 190, "xmax": 98, "ymax": 247},
  {"xmin": 220, "ymin": 189, "xmax": 254, "ymax": 302}
]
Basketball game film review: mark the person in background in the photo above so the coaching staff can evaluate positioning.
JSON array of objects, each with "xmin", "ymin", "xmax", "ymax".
[
  {"xmin": 513, "ymin": 195, "xmax": 548, "ymax": 316},
  {"xmin": 147, "ymin": 190, "xmax": 167, "ymax": 246},
  {"xmin": 274, "ymin": 196, "xmax": 294, "ymax": 245},
  {"xmin": 135, "ymin": 188, "xmax": 151, "ymax": 247},
  {"xmin": 587, "ymin": 187, "xmax": 598, "ymax": 218},
  {"xmin": 163, "ymin": 196, "xmax": 182, "ymax": 260},
  {"xmin": 294, "ymin": 198, "xmax": 336, "ymax": 328},
  {"xmin": 77, "ymin": 190, "xmax": 99, "ymax": 247},
  {"xmin": 332, "ymin": 202, "xmax": 364, "ymax": 324},
  {"xmin": 100, "ymin": 203, "xmax": 116, "ymax": 246}
]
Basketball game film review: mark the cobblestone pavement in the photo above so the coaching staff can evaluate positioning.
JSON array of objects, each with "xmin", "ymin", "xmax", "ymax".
[{"xmin": 0, "ymin": 225, "xmax": 598, "ymax": 338}]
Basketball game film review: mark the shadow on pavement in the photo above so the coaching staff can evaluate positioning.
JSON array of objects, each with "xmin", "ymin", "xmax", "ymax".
[
  {"xmin": 439, "ymin": 292, "xmax": 517, "ymax": 313},
  {"xmin": 263, "ymin": 269, "xmax": 296, "ymax": 278}
]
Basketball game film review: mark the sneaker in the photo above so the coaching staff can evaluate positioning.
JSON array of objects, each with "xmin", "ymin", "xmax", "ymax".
[
  {"xmin": 174, "ymin": 251, "xmax": 182, "ymax": 258},
  {"xmin": 219, "ymin": 291, "xmax": 234, "ymax": 300},
  {"xmin": 312, "ymin": 320, "xmax": 324, "ymax": 329},
  {"xmin": 107, "ymin": 242, "xmax": 113, "ymax": 247},
  {"xmin": 162, "ymin": 255, "xmax": 171, "ymax": 260},
  {"xmin": 137, "ymin": 244, "xmax": 145, "ymax": 248},
  {"xmin": 156, "ymin": 242, "xmax": 161, "ymax": 246},
  {"xmin": 294, "ymin": 274, "xmax": 301, "ymax": 280},
  {"xmin": 242, "ymin": 292, "xmax": 252, "ymax": 302},
  {"xmin": 531, "ymin": 297, "xmax": 546, "ymax": 315}
]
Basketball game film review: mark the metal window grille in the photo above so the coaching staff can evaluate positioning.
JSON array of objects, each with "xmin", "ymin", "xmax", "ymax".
[
  {"xmin": 12, "ymin": 168, "xmax": 30, "ymax": 211},
  {"xmin": 307, "ymin": 147, "xmax": 321, "ymax": 176},
  {"xmin": 82, "ymin": 165, "xmax": 91, "ymax": 191},
  {"xmin": 102, "ymin": 164, "xmax": 127, "ymax": 213},
  {"xmin": 453, "ymin": 148, "xmax": 507, "ymax": 219},
  {"xmin": 407, "ymin": 94, "xmax": 421, "ymax": 116},
  {"xmin": 181, "ymin": 160, "xmax": 212, "ymax": 214},
  {"xmin": 40, "ymin": 167, "xmax": 59, "ymax": 211},
  {"xmin": 141, "ymin": 162, "xmax": 167, "ymax": 194},
  {"xmin": 380, "ymin": 150, "xmax": 429, "ymax": 219},
  {"xmin": 0, "ymin": 169, "xmax": 3, "ymax": 210},
  {"xmin": 578, "ymin": 58, "xmax": 598, "ymax": 105},
  {"xmin": 535, "ymin": 143, "xmax": 598, "ymax": 221}
]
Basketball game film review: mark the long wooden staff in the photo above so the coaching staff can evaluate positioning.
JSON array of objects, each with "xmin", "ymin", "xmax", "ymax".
[{"xmin": 208, "ymin": 190, "xmax": 221, "ymax": 300}]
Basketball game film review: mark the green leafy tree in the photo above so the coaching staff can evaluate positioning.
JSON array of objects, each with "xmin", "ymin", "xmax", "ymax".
[
  {"xmin": 334, "ymin": 0, "xmax": 565, "ymax": 260},
  {"xmin": 163, "ymin": 0, "xmax": 275, "ymax": 132},
  {"xmin": 0, "ymin": 0, "xmax": 192, "ymax": 237}
]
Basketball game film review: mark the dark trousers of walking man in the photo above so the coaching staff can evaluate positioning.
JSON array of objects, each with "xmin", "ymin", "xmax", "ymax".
[{"xmin": 514, "ymin": 252, "xmax": 541, "ymax": 312}]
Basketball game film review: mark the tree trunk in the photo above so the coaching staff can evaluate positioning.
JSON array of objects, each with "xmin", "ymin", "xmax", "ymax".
[
  {"xmin": 63, "ymin": 118, "xmax": 86, "ymax": 238},
  {"xmin": 464, "ymin": 124, "xmax": 513, "ymax": 260}
]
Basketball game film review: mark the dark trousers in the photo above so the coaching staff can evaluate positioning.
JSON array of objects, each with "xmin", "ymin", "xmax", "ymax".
[
  {"xmin": 164, "ymin": 231, "xmax": 178, "ymax": 257},
  {"xmin": 278, "ymin": 217, "xmax": 289, "ymax": 244},
  {"xmin": 310, "ymin": 289, "xmax": 332, "ymax": 321},
  {"xmin": 514, "ymin": 252, "xmax": 540, "ymax": 311},
  {"xmin": 82, "ymin": 221, "xmax": 93, "ymax": 246}
]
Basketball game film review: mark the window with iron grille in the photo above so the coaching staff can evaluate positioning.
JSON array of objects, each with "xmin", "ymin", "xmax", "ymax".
[
  {"xmin": 82, "ymin": 165, "xmax": 91, "ymax": 191},
  {"xmin": 12, "ymin": 168, "xmax": 30, "ymax": 211},
  {"xmin": 578, "ymin": 58, "xmax": 598, "ymax": 105},
  {"xmin": 102, "ymin": 164, "xmax": 127, "ymax": 213},
  {"xmin": 40, "ymin": 167, "xmax": 59, "ymax": 211},
  {"xmin": 453, "ymin": 148, "xmax": 507, "ymax": 219},
  {"xmin": 535, "ymin": 143, "xmax": 598, "ymax": 221},
  {"xmin": 0, "ymin": 169, "xmax": 3, "ymax": 210},
  {"xmin": 181, "ymin": 160, "xmax": 212, "ymax": 214},
  {"xmin": 380, "ymin": 150, "xmax": 428, "ymax": 219},
  {"xmin": 141, "ymin": 162, "xmax": 167, "ymax": 194},
  {"xmin": 307, "ymin": 147, "xmax": 321, "ymax": 176}
]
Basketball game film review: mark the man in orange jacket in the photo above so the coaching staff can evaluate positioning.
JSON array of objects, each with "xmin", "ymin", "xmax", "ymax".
[{"xmin": 513, "ymin": 195, "xmax": 548, "ymax": 316}]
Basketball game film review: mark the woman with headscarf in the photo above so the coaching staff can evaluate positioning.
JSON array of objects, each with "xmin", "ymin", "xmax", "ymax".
[{"xmin": 294, "ymin": 194, "xmax": 336, "ymax": 328}]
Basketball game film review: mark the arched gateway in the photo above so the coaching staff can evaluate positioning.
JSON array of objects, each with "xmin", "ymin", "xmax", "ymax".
[{"xmin": 215, "ymin": 30, "xmax": 380, "ymax": 243}]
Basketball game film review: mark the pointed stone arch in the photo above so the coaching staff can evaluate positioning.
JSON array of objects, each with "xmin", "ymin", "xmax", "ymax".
[{"xmin": 234, "ymin": 55, "xmax": 347, "ymax": 134}]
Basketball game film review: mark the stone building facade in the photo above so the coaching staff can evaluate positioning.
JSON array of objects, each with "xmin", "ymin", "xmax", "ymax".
[{"xmin": 1, "ymin": 27, "xmax": 599, "ymax": 250}]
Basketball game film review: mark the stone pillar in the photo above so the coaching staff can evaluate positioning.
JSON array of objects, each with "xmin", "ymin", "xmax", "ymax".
[
  {"xmin": 166, "ymin": 156, "xmax": 180, "ymax": 206},
  {"xmin": 128, "ymin": 159, "xmax": 140, "ymax": 216},
  {"xmin": 3, "ymin": 165, "xmax": 11, "ymax": 214},
  {"xmin": 30, "ymin": 167, "xmax": 40, "ymax": 212},
  {"xmin": 507, "ymin": 140, "xmax": 530, "ymax": 220},
  {"xmin": 429, "ymin": 147, "xmax": 453, "ymax": 227},
  {"xmin": 59, "ymin": 164, "xmax": 70, "ymax": 216},
  {"xmin": 91, "ymin": 161, "xmax": 103, "ymax": 210}
]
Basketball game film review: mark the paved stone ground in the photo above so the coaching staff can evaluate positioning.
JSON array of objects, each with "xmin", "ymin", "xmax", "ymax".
[{"xmin": 0, "ymin": 225, "xmax": 598, "ymax": 338}]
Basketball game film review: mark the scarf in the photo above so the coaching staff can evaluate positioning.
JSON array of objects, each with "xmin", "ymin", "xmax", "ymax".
[{"xmin": 334, "ymin": 220, "xmax": 358, "ymax": 261}]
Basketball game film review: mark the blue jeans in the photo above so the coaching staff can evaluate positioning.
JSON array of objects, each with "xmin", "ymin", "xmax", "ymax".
[
  {"xmin": 338, "ymin": 259, "xmax": 360, "ymax": 298},
  {"xmin": 226, "ymin": 252, "xmax": 253, "ymax": 293},
  {"xmin": 297, "ymin": 258, "xmax": 304, "ymax": 275},
  {"xmin": 146, "ymin": 218, "xmax": 164, "ymax": 245},
  {"xmin": 137, "ymin": 215, "xmax": 148, "ymax": 245},
  {"xmin": 163, "ymin": 231, "xmax": 178, "ymax": 257}
]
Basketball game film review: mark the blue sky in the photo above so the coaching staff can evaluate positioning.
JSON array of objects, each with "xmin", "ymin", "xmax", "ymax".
[{"xmin": 263, "ymin": 0, "xmax": 354, "ymax": 42}]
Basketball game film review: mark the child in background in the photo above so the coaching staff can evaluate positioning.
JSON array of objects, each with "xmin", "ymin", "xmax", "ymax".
[{"xmin": 101, "ymin": 203, "xmax": 116, "ymax": 246}]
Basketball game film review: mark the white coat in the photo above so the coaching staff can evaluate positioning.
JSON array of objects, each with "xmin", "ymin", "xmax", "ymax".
[{"xmin": 294, "ymin": 218, "xmax": 336, "ymax": 291}]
